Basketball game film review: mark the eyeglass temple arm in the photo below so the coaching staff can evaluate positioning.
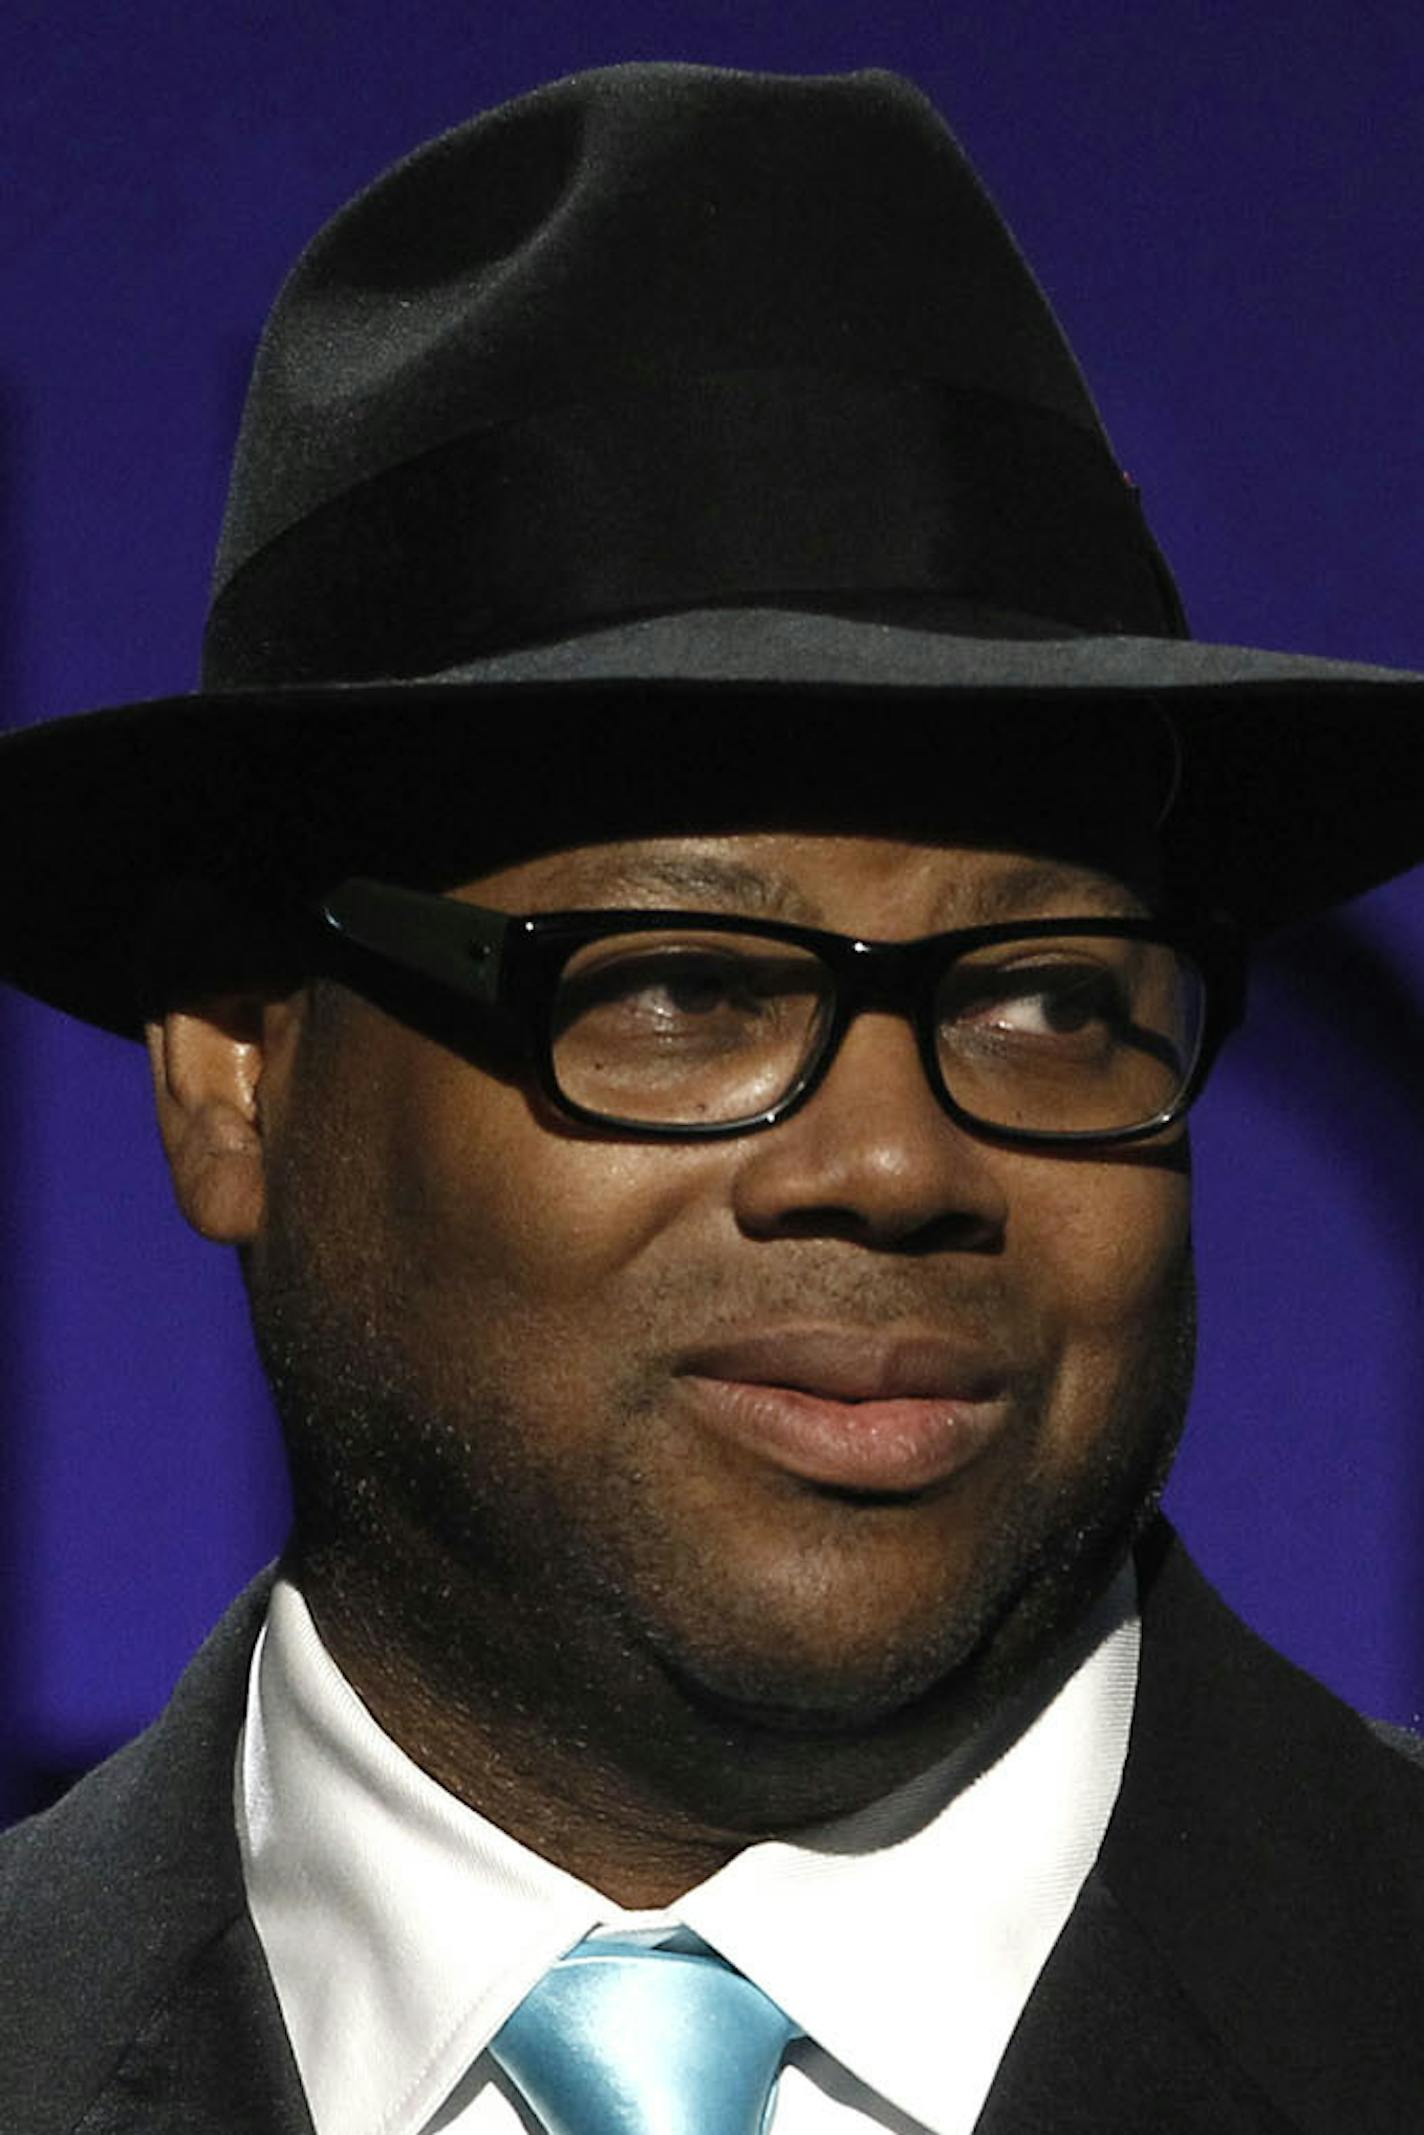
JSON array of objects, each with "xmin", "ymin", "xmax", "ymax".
[{"xmin": 320, "ymin": 878, "xmax": 509, "ymax": 1009}]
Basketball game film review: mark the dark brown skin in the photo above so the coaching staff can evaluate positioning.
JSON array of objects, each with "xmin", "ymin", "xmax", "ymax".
[{"xmin": 147, "ymin": 832, "xmax": 1193, "ymax": 1904}]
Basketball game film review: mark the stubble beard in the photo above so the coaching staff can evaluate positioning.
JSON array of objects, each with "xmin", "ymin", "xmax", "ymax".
[{"xmin": 244, "ymin": 1175, "xmax": 1196, "ymax": 1835}]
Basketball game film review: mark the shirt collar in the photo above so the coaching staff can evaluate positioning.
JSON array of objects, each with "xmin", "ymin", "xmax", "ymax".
[{"xmin": 238, "ymin": 1571, "xmax": 1138, "ymax": 2135}]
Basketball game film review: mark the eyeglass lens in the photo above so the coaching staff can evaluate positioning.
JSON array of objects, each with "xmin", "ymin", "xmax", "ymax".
[
  {"xmin": 549, "ymin": 928, "xmax": 1205, "ymax": 1135},
  {"xmin": 934, "ymin": 935, "xmax": 1203, "ymax": 1135},
  {"xmin": 552, "ymin": 930, "xmax": 832, "ymax": 1125}
]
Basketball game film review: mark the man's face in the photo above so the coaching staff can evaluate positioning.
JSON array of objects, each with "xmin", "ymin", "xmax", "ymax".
[{"xmin": 243, "ymin": 829, "xmax": 1194, "ymax": 1824}]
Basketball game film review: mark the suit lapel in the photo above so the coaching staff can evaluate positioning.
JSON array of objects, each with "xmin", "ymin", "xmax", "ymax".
[
  {"xmin": 981, "ymin": 1524, "xmax": 1424, "ymax": 2134},
  {"xmin": 975, "ymin": 1874, "xmax": 1300, "ymax": 2133},
  {"xmin": 75, "ymin": 1915, "xmax": 312, "ymax": 2135}
]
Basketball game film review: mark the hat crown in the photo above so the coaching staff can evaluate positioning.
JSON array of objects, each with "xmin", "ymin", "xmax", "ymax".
[
  {"xmin": 217, "ymin": 64, "xmax": 1109, "ymax": 590},
  {"xmin": 207, "ymin": 63, "xmax": 1182, "ymax": 683}
]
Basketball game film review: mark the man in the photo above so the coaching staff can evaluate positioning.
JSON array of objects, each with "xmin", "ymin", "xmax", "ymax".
[{"xmin": 0, "ymin": 59, "xmax": 1422, "ymax": 2135}]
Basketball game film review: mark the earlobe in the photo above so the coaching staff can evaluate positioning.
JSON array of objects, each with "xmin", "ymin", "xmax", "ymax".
[{"xmin": 145, "ymin": 995, "xmax": 294, "ymax": 1244}]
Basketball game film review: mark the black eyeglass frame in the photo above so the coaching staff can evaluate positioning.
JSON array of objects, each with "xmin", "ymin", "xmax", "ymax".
[{"xmin": 320, "ymin": 876, "xmax": 1245, "ymax": 1147}]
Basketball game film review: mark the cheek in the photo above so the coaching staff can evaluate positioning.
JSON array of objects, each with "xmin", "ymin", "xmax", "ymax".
[
  {"xmin": 1015, "ymin": 1157, "xmax": 1192, "ymax": 1427},
  {"xmin": 365, "ymin": 1045, "xmax": 708, "ymax": 1320}
]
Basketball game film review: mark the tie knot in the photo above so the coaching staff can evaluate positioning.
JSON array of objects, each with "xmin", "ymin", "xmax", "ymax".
[{"xmin": 490, "ymin": 1936, "xmax": 800, "ymax": 2135}]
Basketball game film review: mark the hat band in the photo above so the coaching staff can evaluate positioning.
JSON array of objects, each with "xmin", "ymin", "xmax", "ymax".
[{"xmin": 204, "ymin": 371, "xmax": 1187, "ymax": 687}]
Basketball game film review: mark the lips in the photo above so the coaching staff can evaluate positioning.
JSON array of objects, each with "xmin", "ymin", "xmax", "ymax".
[{"xmin": 675, "ymin": 1328, "xmax": 1012, "ymax": 1494}]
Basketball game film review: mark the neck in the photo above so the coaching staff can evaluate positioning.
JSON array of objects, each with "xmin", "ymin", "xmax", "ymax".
[{"xmin": 293, "ymin": 1541, "xmax": 1126, "ymax": 1907}]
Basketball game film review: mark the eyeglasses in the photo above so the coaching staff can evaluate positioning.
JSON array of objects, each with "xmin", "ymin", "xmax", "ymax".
[{"xmin": 320, "ymin": 878, "xmax": 1244, "ymax": 1146}]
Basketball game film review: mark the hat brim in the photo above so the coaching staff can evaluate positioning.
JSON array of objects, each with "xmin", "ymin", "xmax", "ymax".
[{"xmin": 4, "ymin": 608, "xmax": 1421, "ymax": 1036}]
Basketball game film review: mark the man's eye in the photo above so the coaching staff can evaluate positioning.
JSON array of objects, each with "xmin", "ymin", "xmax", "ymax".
[
  {"xmin": 1012, "ymin": 970, "xmax": 1124, "ymax": 1033},
  {"xmin": 563, "ymin": 953, "xmax": 751, "ymax": 1020},
  {"xmin": 947, "ymin": 964, "xmax": 1128, "ymax": 1039},
  {"xmin": 556, "ymin": 949, "xmax": 822, "ymax": 1041},
  {"xmin": 646, "ymin": 957, "xmax": 754, "ymax": 1017}
]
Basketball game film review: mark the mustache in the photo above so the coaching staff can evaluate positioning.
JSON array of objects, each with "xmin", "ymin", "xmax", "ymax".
[{"xmin": 636, "ymin": 1257, "xmax": 1040, "ymax": 1356}]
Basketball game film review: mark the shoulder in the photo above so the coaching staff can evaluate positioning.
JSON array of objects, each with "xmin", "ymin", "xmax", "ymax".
[
  {"xmin": 0, "ymin": 1573, "xmax": 274, "ymax": 2132},
  {"xmin": 1098, "ymin": 1524, "xmax": 1424, "ymax": 2127},
  {"xmin": 1121, "ymin": 1522, "xmax": 1424, "ymax": 1856},
  {"xmin": 1129, "ymin": 1519, "xmax": 1424, "ymax": 1749}
]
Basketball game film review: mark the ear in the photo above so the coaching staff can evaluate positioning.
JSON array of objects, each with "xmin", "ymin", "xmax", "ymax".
[{"xmin": 144, "ymin": 992, "xmax": 303, "ymax": 1244}]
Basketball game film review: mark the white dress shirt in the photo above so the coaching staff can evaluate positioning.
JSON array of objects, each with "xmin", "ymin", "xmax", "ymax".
[{"xmin": 237, "ymin": 1571, "xmax": 1138, "ymax": 2135}]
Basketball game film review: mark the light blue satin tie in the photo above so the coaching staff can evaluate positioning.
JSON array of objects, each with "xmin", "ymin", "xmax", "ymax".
[{"xmin": 489, "ymin": 1935, "xmax": 801, "ymax": 2135}]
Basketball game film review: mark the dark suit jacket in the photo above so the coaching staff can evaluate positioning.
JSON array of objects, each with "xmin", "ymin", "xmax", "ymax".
[{"xmin": 3, "ymin": 1524, "xmax": 1424, "ymax": 2133}]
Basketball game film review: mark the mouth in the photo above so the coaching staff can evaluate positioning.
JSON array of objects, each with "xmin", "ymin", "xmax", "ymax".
[{"xmin": 675, "ymin": 1327, "xmax": 1013, "ymax": 1496}]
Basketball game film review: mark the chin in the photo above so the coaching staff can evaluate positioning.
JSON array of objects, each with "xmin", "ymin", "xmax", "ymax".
[{"xmin": 627, "ymin": 1438, "xmax": 1173, "ymax": 1814}]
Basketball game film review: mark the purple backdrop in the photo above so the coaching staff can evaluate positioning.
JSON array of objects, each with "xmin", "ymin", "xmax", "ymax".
[{"xmin": 4, "ymin": 0, "xmax": 1422, "ymax": 1816}]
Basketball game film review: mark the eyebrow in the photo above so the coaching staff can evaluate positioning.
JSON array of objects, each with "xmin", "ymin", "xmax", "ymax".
[
  {"xmin": 556, "ymin": 849, "xmax": 1146, "ymax": 926},
  {"xmin": 960, "ymin": 857, "xmax": 1150, "ymax": 922},
  {"xmin": 573, "ymin": 853, "xmax": 820, "ymax": 921}
]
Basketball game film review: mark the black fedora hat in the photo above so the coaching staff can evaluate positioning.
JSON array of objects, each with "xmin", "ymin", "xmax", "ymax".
[{"xmin": 2, "ymin": 61, "xmax": 1420, "ymax": 1035}]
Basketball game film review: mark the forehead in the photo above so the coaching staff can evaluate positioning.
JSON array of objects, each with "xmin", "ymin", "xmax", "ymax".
[{"xmin": 463, "ymin": 831, "xmax": 1154, "ymax": 927}]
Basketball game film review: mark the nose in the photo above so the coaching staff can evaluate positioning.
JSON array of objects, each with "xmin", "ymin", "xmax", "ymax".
[{"xmin": 729, "ymin": 1010, "xmax": 1009, "ymax": 1251}]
